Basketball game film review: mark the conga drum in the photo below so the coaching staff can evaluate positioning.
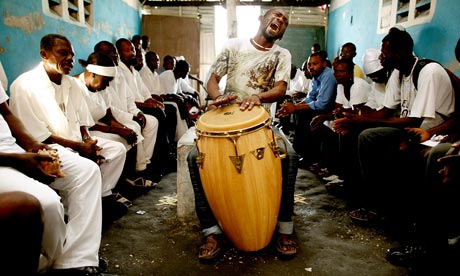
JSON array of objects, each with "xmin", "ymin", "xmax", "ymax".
[{"xmin": 195, "ymin": 103, "xmax": 285, "ymax": 251}]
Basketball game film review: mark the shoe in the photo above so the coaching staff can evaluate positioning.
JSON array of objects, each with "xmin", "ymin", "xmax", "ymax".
[
  {"xmin": 275, "ymin": 233, "xmax": 298, "ymax": 257},
  {"xmin": 99, "ymin": 258, "xmax": 108, "ymax": 272},
  {"xmin": 349, "ymin": 208, "xmax": 380, "ymax": 224},
  {"xmin": 386, "ymin": 244, "xmax": 428, "ymax": 266},
  {"xmin": 125, "ymin": 177, "xmax": 158, "ymax": 189},
  {"xmin": 323, "ymin": 174, "xmax": 339, "ymax": 182},
  {"xmin": 48, "ymin": 266, "xmax": 118, "ymax": 276},
  {"xmin": 198, "ymin": 234, "xmax": 227, "ymax": 262},
  {"xmin": 102, "ymin": 196, "xmax": 129, "ymax": 226}
]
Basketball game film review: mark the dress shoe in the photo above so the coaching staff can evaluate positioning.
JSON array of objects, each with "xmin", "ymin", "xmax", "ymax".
[
  {"xmin": 386, "ymin": 244, "xmax": 428, "ymax": 266},
  {"xmin": 48, "ymin": 266, "xmax": 118, "ymax": 276}
]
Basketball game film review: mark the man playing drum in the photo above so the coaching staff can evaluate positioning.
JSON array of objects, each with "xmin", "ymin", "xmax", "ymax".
[{"xmin": 187, "ymin": 7, "xmax": 299, "ymax": 261}]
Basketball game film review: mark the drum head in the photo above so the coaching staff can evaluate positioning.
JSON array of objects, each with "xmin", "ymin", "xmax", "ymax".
[{"xmin": 197, "ymin": 104, "xmax": 268, "ymax": 132}]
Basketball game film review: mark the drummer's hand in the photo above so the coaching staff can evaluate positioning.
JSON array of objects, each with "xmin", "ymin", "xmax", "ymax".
[
  {"xmin": 209, "ymin": 95, "xmax": 238, "ymax": 107},
  {"xmin": 238, "ymin": 94, "xmax": 262, "ymax": 111}
]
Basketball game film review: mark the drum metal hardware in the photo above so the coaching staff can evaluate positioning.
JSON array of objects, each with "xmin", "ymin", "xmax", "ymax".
[
  {"xmin": 251, "ymin": 147, "xmax": 266, "ymax": 160},
  {"xmin": 228, "ymin": 136, "xmax": 244, "ymax": 173},
  {"xmin": 196, "ymin": 152, "xmax": 205, "ymax": 169}
]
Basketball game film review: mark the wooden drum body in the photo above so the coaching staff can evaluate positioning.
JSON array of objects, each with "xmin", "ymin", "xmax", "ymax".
[{"xmin": 195, "ymin": 104, "xmax": 284, "ymax": 251}]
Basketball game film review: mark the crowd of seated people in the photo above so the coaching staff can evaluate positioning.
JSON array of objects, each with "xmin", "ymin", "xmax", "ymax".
[
  {"xmin": 278, "ymin": 28, "xmax": 460, "ymax": 272},
  {"xmin": 0, "ymin": 32, "xmax": 200, "ymax": 275}
]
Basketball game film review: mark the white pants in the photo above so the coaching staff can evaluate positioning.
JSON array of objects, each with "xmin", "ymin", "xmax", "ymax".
[
  {"xmin": 0, "ymin": 144, "xmax": 102, "ymax": 272},
  {"xmin": 90, "ymin": 115, "xmax": 158, "ymax": 173},
  {"xmin": 91, "ymin": 137, "xmax": 127, "ymax": 197},
  {"xmin": 135, "ymin": 114, "xmax": 158, "ymax": 171}
]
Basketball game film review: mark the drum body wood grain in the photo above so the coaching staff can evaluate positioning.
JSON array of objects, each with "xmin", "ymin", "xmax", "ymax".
[{"xmin": 195, "ymin": 104, "xmax": 282, "ymax": 251}]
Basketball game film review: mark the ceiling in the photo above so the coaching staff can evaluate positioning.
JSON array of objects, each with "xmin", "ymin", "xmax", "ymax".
[
  {"xmin": 140, "ymin": 0, "xmax": 331, "ymax": 7},
  {"xmin": 141, "ymin": 1, "xmax": 329, "ymax": 29}
]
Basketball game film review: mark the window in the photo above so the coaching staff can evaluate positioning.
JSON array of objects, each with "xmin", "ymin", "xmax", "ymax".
[
  {"xmin": 377, "ymin": 0, "xmax": 436, "ymax": 34},
  {"xmin": 43, "ymin": 0, "xmax": 93, "ymax": 26}
]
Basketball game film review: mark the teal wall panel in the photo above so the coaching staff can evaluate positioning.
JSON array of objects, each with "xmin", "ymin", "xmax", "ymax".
[
  {"xmin": 277, "ymin": 25, "xmax": 326, "ymax": 68},
  {"xmin": 0, "ymin": 0, "xmax": 141, "ymax": 93},
  {"xmin": 327, "ymin": 0, "xmax": 460, "ymax": 74}
]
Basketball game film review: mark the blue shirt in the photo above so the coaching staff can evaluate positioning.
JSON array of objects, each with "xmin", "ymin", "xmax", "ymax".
[{"xmin": 302, "ymin": 66, "xmax": 337, "ymax": 111}]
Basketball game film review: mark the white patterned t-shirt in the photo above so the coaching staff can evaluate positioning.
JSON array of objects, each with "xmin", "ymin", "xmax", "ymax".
[{"xmin": 209, "ymin": 38, "xmax": 291, "ymax": 103}]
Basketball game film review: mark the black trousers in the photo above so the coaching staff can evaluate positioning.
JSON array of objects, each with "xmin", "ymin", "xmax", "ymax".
[{"xmin": 139, "ymin": 104, "xmax": 177, "ymax": 174}]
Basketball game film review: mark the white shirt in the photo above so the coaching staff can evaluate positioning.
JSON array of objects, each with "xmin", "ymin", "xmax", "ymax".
[
  {"xmin": 9, "ymin": 63, "xmax": 94, "ymax": 142},
  {"xmin": 159, "ymin": 70, "xmax": 178, "ymax": 94},
  {"xmin": 139, "ymin": 65, "xmax": 163, "ymax": 96},
  {"xmin": 287, "ymin": 69, "xmax": 311, "ymax": 96},
  {"xmin": 0, "ymin": 61, "xmax": 7, "ymax": 91},
  {"xmin": 365, "ymin": 82, "xmax": 386, "ymax": 111},
  {"xmin": 335, "ymin": 77, "xmax": 370, "ymax": 108},
  {"xmin": 384, "ymin": 61, "xmax": 455, "ymax": 129},
  {"xmin": 118, "ymin": 62, "xmax": 152, "ymax": 102},
  {"xmin": 0, "ymin": 84, "xmax": 18, "ymax": 152}
]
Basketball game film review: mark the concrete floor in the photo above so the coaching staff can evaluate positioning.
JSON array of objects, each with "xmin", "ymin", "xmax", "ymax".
[{"xmin": 99, "ymin": 167, "xmax": 422, "ymax": 276}]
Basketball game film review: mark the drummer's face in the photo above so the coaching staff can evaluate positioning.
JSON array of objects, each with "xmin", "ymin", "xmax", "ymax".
[{"xmin": 260, "ymin": 8, "xmax": 289, "ymax": 41}]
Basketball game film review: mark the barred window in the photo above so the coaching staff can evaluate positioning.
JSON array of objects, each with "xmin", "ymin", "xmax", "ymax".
[
  {"xmin": 44, "ymin": 0, "xmax": 93, "ymax": 26},
  {"xmin": 378, "ymin": 0, "xmax": 435, "ymax": 34}
]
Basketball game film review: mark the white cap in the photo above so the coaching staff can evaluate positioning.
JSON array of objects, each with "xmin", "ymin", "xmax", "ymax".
[{"xmin": 362, "ymin": 48, "xmax": 383, "ymax": 75}]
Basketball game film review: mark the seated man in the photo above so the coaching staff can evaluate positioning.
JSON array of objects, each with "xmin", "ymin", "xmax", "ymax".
[
  {"xmin": 159, "ymin": 59, "xmax": 200, "ymax": 130},
  {"xmin": 339, "ymin": 42, "xmax": 365, "ymax": 79},
  {"xmin": 309, "ymin": 57, "xmax": 370, "ymax": 186},
  {"xmin": 9, "ymin": 34, "xmax": 128, "ymax": 222},
  {"xmin": 116, "ymin": 38, "xmax": 177, "ymax": 179},
  {"xmin": 277, "ymin": 50, "xmax": 337, "ymax": 169},
  {"xmin": 94, "ymin": 40, "xmax": 159, "ymax": 184},
  {"xmin": 384, "ymin": 37, "xmax": 460, "ymax": 270},
  {"xmin": 0, "ymin": 73, "xmax": 108, "ymax": 275}
]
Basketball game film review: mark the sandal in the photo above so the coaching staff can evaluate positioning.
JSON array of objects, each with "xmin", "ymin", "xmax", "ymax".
[
  {"xmin": 125, "ymin": 177, "xmax": 158, "ymax": 189},
  {"xmin": 112, "ymin": 193, "xmax": 133, "ymax": 208},
  {"xmin": 275, "ymin": 233, "xmax": 298, "ymax": 257},
  {"xmin": 198, "ymin": 234, "xmax": 226, "ymax": 261},
  {"xmin": 349, "ymin": 208, "xmax": 379, "ymax": 223}
]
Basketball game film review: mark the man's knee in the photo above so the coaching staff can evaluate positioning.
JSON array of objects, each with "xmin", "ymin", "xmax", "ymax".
[{"xmin": 0, "ymin": 192, "xmax": 42, "ymax": 220}]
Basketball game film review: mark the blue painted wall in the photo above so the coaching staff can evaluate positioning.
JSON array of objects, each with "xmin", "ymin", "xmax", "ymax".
[
  {"xmin": 327, "ymin": 0, "xmax": 460, "ymax": 74},
  {"xmin": 0, "ymin": 0, "xmax": 141, "ymax": 93}
]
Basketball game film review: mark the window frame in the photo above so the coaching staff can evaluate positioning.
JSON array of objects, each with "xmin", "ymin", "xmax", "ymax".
[
  {"xmin": 43, "ymin": 0, "xmax": 93, "ymax": 27},
  {"xmin": 377, "ymin": 0, "xmax": 436, "ymax": 34}
]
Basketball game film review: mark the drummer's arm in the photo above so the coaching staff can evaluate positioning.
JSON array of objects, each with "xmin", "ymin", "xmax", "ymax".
[
  {"xmin": 207, "ymin": 73, "xmax": 222, "ymax": 100},
  {"xmin": 207, "ymin": 73, "xmax": 238, "ymax": 107},
  {"xmin": 255, "ymin": 80, "xmax": 287, "ymax": 103}
]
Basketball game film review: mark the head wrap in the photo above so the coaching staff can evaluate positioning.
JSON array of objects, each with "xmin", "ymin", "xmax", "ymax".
[
  {"xmin": 362, "ymin": 48, "xmax": 383, "ymax": 75},
  {"xmin": 86, "ymin": 64, "xmax": 116, "ymax": 77}
]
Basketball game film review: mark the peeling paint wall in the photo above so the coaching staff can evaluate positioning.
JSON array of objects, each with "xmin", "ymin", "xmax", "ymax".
[{"xmin": 0, "ymin": 0, "xmax": 141, "ymax": 93}]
